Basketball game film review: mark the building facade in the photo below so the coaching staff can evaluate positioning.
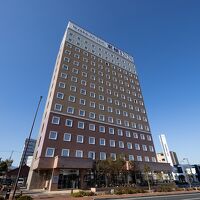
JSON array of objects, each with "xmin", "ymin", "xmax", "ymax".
[
  {"xmin": 173, "ymin": 164, "xmax": 199, "ymax": 184},
  {"xmin": 170, "ymin": 151, "xmax": 179, "ymax": 166},
  {"xmin": 20, "ymin": 138, "xmax": 36, "ymax": 165},
  {"xmin": 157, "ymin": 151, "xmax": 179, "ymax": 166},
  {"xmin": 157, "ymin": 153, "xmax": 167, "ymax": 163},
  {"xmin": 27, "ymin": 22, "xmax": 170, "ymax": 190}
]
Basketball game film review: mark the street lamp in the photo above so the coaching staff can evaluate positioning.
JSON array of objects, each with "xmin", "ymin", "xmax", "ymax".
[
  {"xmin": 183, "ymin": 158, "xmax": 193, "ymax": 188},
  {"xmin": 11, "ymin": 96, "xmax": 42, "ymax": 199}
]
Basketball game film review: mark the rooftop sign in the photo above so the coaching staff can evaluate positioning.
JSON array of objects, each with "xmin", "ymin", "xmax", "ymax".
[{"xmin": 68, "ymin": 22, "xmax": 133, "ymax": 62}]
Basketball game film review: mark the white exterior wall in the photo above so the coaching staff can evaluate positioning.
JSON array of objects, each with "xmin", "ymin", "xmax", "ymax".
[{"xmin": 159, "ymin": 134, "xmax": 173, "ymax": 166}]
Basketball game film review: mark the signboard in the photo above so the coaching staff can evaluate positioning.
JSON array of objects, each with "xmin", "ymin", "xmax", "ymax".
[{"xmin": 68, "ymin": 21, "xmax": 133, "ymax": 62}]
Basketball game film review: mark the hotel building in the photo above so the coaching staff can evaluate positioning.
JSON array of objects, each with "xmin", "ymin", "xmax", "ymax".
[{"xmin": 27, "ymin": 22, "xmax": 170, "ymax": 190}]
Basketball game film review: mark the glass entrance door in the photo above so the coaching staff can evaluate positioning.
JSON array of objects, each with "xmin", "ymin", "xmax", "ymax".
[{"xmin": 58, "ymin": 169, "xmax": 79, "ymax": 189}]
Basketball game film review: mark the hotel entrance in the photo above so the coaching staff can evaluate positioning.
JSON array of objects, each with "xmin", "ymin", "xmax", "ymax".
[{"xmin": 58, "ymin": 169, "xmax": 79, "ymax": 189}]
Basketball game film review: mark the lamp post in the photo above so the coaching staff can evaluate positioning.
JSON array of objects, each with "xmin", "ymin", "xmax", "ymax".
[
  {"xmin": 12, "ymin": 96, "xmax": 42, "ymax": 200},
  {"xmin": 183, "ymin": 158, "xmax": 193, "ymax": 188}
]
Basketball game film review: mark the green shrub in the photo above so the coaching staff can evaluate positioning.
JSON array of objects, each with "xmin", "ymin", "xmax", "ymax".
[
  {"xmin": 176, "ymin": 188, "xmax": 185, "ymax": 191},
  {"xmin": 126, "ymin": 188, "xmax": 137, "ymax": 194},
  {"xmin": 15, "ymin": 194, "xmax": 22, "ymax": 200},
  {"xmin": 114, "ymin": 187, "xmax": 146, "ymax": 195},
  {"xmin": 17, "ymin": 195, "xmax": 33, "ymax": 200},
  {"xmin": 114, "ymin": 188, "xmax": 124, "ymax": 195},
  {"xmin": 136, "ymin": 188, "xmax": 146, "ymax": 193},
  {"xmin": 71, "ymin": 192, "xmax": 83, "ymax": 197},
  {"xmin": 71, "ymin": 191, "xmax": 95, "ymax": 197},
  {"xmin": 0, "ymin": 195, "xmax": 4, "ymax": 200},
  {"xmin": 87, "ymin": 191, "xmax": 96, "ymax": 196},
  {"xmin": 186, "ymin": 188, "xmax": 194, "ymax": 191},
  {"xmin": 155, "ymin": 183, "xmax": 176, "ymax": 192}
]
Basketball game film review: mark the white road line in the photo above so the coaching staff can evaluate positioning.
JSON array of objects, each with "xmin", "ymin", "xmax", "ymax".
[{"xmin": 106, "ymin": 192, "xmax": 200, "ymax": 200}]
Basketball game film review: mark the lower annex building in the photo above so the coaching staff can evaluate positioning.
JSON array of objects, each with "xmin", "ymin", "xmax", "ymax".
[{"xmin": 27, "ymin": 21, "xmax": 171, "ymax": 190}]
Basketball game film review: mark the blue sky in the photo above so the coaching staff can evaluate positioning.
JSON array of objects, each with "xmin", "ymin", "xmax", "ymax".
[{"xmin": 0, "ymin": 0, "xmax": 200, "ymax": 166}]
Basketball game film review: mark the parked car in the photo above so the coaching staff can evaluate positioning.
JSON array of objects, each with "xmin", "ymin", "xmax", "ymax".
[{"xmin": 17, "ymin": 178, "xmax": 24, "ymax": 186}]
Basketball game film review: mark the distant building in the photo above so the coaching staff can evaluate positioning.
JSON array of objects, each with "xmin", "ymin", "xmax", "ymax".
[
  {"xmin": 157, "ymin": 151, "xmax": 179, "ymax": 166},
  {"xmin": 159, "ymin": 134, "xmax": 173, "ymax": 166},
  {"xmin": 157, "ymin": 153, "xmax": 167, "ymax": 163},
  {"xmin": 194, "ymin": 165, "xmax": 200, "ymax": 182},
  {"xmin": 174, "ymin": 164, "xmax": 199, "ymax": 183},
  {"xmin": 170, "ymin": 151, "xmax": 179, "ymax": 165},
  {"xmin": 6, "ymin": 164, "xmax": 30, "ymax": 183},
  {"xmin": 20, "ymin": 138, "xmax": 36, "ymax": 165}
]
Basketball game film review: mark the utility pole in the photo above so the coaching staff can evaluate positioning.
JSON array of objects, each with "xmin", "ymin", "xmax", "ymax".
[{"xmin": 11, "ymin": 96, "xmax": 42, "ymax": 200}]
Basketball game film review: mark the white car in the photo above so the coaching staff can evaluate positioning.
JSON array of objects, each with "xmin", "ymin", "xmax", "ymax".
[{"xmin": 17, "ymin": 178, "xmax": 24, "ymax": 186}]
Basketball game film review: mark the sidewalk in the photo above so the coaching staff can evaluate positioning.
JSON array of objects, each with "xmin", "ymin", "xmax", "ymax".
[{"xmin": 23, "ymin": 189, "xmax": 200, "ymax": 200}]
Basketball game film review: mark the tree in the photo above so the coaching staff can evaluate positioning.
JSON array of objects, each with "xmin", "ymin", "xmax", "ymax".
[
  {"xmin": 111, "ymin": 156, "xmax": 126, "ymax": 185},
  {"xmin": 156, "ymin": 172, "xmax": 164, "ymax": 183},
  {"xmin": 144, "ymin": 164, "xmax": 151, "ymax": 192},
  {"xmin": 0, "ymin": 161, "xmax": 7, "ymax": 175},
  {"xmin": 96, "ymin": 158, "xmax": 112, "ymax": 187},
  {"xmin": 0, "ymin": 159, "xmax": 13, "ymax": 175},
  {"xmin": 129, "ymin": 160, "xmax": 139, "ymax": 184},
  {"xmin": 95, "ymin": 156, "xmax": 126, "ymax": 187}
]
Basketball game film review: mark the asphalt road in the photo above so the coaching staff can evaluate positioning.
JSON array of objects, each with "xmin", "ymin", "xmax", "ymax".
[{"xmin": 96, "ymin": 192, "xmax": 200, "ymax": 200}]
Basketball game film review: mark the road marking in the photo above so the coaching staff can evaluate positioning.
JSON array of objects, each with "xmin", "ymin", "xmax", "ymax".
[
  {"xmin": 181, "ymin": 198, "xmax": 200, "ymax": 200},
  {"xmin": 103, "ymin": 192, "xmax": 200, "ymax": 200}
]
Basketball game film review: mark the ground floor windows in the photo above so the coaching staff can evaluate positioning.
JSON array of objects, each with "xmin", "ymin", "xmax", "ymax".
[
  {"xmin": 32, "ymin": 167, "xmax": 172, "ymax": 191},
  {"xmin": 58, "ymin": 169, "xmax": 79, "ymax": 189}
]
